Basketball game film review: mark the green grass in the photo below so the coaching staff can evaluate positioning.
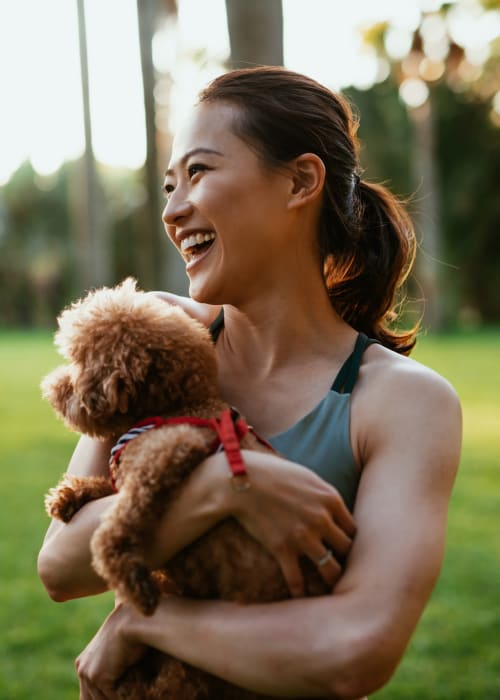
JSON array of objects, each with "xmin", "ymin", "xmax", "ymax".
[
  {"xmin": 0, "ymin": 329, "xmax": 499, "ymax": 699},
  {"xmin": 0, "ymin": 332, "xmax": 114, "ymax": 699},
  {"xmin": 374, "ymin": 329, "xmax": 500, "ymax": 699}
]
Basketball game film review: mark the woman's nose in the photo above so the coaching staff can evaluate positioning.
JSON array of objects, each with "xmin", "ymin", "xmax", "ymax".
[{"xmin": 162, "ymin": 190, "xmax": 193, "ymax": 227}]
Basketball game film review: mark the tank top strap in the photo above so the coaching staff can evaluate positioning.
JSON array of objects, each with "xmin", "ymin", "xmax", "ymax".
[
  {"xmin": 209, "ymin": 307, "xmax": 225, "ymax": 344},
  {"xmin": 331, "ymin": 333, "xmax": 378, "ymax": 394},
  {"xmin": 210, "ymin": 312, "xmax": 375, "ymax": 393}
]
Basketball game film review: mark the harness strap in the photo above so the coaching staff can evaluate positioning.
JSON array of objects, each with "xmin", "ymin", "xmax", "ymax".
[{"xmin": 109, "ymin": 408, "xmax": 273, "ymax": 491}]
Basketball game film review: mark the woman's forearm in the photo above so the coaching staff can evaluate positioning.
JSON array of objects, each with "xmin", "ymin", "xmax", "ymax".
[
  {"xmin": 38, "ymin": 435, "xmax": 116, "ymax": 599},
  {"xmin": 39, "ymin": 443, "xmax": 354, "ymax": 603},
  {"xmin": 38, "ymin": 446, "xmax": 231, "ymax": 601},
  {"xmin": 142, "ymin": 452, "xmax": 232, "ymax": 568},
  {"xmin": 38, "ymin": 495, "xmax": 115, "ymax": 600},
  {"xmin": 126, "ymin": 594, "xmax": 371, "ymax": 699}
]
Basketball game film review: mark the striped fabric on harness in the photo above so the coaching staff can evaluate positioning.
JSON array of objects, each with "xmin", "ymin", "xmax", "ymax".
[
  {"xmin": 109, "ymin": 407, "xmax": 274, "ymax": 492},
  {"xmin": 109, "ymin": 420, "xmax": 162, "ymax": 466}
]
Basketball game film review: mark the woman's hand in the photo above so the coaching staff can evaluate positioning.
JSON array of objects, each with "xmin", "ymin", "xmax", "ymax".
[
  {"xmin": 145, "ymin": 449, "xmax": 355, "ymax": 597},
  {"xmin": 228, "ymin": 450, "xmax": 356, "ymax": 597},
  {"xmin": 75, "ymin": 603, "xmax": 145, "ymax": 700}
]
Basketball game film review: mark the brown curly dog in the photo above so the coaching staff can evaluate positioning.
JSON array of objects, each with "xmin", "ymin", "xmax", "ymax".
[{"xmin": 42, "ymin": 278, "xmax": 327, "ymax": 700}]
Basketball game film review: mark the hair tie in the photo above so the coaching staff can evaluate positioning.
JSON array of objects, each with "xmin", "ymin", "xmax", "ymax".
[{"xmin": 354, "ymin": 174, "xmax": 360, "ymax": 186}]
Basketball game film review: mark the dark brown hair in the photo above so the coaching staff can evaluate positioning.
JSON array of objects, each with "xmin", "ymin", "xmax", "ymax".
[{"xmin": 199, "ymin": 66, "xmax": 417, "ymax": 354}]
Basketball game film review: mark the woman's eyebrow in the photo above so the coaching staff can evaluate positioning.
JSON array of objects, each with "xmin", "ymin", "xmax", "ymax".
[{"xmin": 164, "ymin": 148, "xmax": 224, "ymax": 177}]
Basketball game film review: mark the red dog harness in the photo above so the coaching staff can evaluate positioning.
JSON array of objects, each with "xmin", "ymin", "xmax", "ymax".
[{"xmin": 109, "ymin": 407, "xmax": 274, "ymax": 491}]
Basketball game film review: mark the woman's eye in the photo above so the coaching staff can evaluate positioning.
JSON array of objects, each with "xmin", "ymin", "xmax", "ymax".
[
  {"xmin": 187, "ymin": 163, "xmax": 207, "ymax": 178},
  {"xmin": 162, "ymin": 183, "xmax": 174, "ymax": 198}
]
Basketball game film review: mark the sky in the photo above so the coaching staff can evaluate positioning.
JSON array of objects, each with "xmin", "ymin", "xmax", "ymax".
[{"xmin": 0, "ymin": 0, "xmax": 498, "ymax": 185}]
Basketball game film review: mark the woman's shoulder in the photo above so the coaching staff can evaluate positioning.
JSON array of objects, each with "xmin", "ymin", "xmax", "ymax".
[
  {"xmin": 149, "ymin": 291, "xmax": 221, "ymax": 328},
  {"xmin": 353, "ymin": 340, "xmax": 462, "ymax": 466},
  {"xmin": 361, "ymin": 340, "xmax": 459, "ymax": 406}
]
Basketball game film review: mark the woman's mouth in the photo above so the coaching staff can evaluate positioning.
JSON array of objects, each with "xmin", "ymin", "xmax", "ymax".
[{"xmin": 180, "ymin": 232, "xmax": 216, "ymax": 264}]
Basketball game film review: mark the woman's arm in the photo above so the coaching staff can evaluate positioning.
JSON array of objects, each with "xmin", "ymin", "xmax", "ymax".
[
  {"xmin": 76, "ymin": 364, "xmax": 461, "ymax": 699},
  {"xmin": 38, "ymin": 436, "xmax": 114, "ymax": 599},
  {"xmin": 37, "ymin": 436, "xmax": 231, "ymax": 601},
  {"xmin": 38, "ymin": 438, "xmax": 355, "ymax": 601}
]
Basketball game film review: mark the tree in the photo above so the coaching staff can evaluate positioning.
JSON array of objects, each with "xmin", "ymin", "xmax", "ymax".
[
  {"xmin": 74, "ymin": 0, "xmax": 111, "ymax": 291},
  {"xmin": 359, "ymin": 0, "xmax": 500, "ymax": 328},
  {"xmin": 225, "ymin": 0, "xmax": 283, "ymax": 67},
  {"xmin": 137, "ymin": 0, "xmax": 190, "ymax": 292},
  {"xmin": 137, "ymin": 0, "xmax": 167, "ymax": 288}
]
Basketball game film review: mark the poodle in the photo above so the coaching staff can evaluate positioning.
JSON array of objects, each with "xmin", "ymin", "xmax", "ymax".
[{"xmin": 42, "ymin": 278, "xmax": 328, "ymax": 700}]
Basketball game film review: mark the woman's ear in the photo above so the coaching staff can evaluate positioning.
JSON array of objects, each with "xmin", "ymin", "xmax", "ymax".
[{"xmin": 287, "ymin": 153, "xmax": 325, "ymax": 210}]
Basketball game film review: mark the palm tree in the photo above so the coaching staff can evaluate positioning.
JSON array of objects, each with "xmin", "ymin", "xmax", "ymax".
[
  {"xmin": 74, "ymin": 0, "xmax": 111, "ymax": 291},
  {"xmin": 137, "ymin": 0, "xmax": 189, "ymax": 291},
  {"xmin": 137, "ymin": 0, "xmax": 166, "ymax": 288},
  {"xmin": 225, "ymin": 0, "xmax": 283, "ymax": 67}
]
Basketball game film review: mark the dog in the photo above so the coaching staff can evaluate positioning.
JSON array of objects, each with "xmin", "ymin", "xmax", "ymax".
[{"xmin": 42, "ymin": 278, "xmax": 327, "ymax": 699}]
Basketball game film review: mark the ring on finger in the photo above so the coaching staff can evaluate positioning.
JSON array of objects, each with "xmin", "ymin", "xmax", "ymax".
[{"xmin": 317, "ymin": 549, "xmax": 333, "ymax": 567}]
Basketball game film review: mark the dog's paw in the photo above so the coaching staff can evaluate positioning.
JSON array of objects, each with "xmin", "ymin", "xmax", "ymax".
[{"xmin": 45, "ymin": 486, "xmax": 79, "ymax": 522}]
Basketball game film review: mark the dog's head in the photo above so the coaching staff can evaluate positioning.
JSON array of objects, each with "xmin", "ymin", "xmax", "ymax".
[{"xmin": 41, "ymin": 278, "xmax": 219, "ymax": 438}]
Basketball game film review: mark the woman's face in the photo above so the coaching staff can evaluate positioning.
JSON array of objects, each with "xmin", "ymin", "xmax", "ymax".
[{"xmin": 162, "ymin": 101, "xmax": 294, "ymax": 305}]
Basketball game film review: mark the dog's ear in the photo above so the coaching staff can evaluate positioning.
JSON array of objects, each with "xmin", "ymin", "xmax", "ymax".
[
  {"xmin": 41, "ymin": 365, "xmax": 124, "ymax": 438},
  {"xmin": 67, "ymin": 367, "xmax": 136, "ymax": 438},
  {"xmin": 40, "ymin": 365, "xmax": 93, "ymax": 433},
  {"xmin": 104, "ymin": 371, "xmax": 130, "ymax": 415},
  {"xmin": 41, "ymin": 365, "xmax": 74, "ymax": 414},
  {"xmin": 83, "ymin": 370, "xmax": 132, "ymax": 417}
]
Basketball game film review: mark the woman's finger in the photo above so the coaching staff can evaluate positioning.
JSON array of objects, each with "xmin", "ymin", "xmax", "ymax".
[
  {"xmin": 327, "ymin": 491, "xmax": 357, "ymax": 537},
  {"xmin": 79, "ymin": 678, "xmax": 109, "ymax": 700},
  {"xmin": 277, "ymin": 550, "xmax": 305, "ymax": 598},
  {"xmin": 323, "ymin": 518, "xmax": 354, "ymax": 559},
  {"xmin": 77, "ymin": 657, "xmax": 115, "ymax": 700},
  {"xmin": 307, "ymin": 544, "xmax": 342, "ymax": 586}
]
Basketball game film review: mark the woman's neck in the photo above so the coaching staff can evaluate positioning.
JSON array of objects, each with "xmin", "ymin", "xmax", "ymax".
[{"xmin": 217, "ymin": 280, "xmax": 355, "ymax": 380}]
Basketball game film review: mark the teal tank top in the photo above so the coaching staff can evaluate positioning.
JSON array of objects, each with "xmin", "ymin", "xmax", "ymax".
[{"xmin": 209, "ymin": 310, "xmax": 377, "ymax": 512}]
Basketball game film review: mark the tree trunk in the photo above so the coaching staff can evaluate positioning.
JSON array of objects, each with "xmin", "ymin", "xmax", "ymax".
[
  {"xmin": 74, "ymin": 0, "xmax": 111, "ymax": 292},
  {"xmin": 409, "ymin": 98, "xmax": 444, "ymax": 331},
  {"xmin": 137, "ymin": 0, "xmax": 187, "ymax": 292},
  {"xmin": 137, "ymin": 0, "xmax": 165, "ymax": 289},
  {"xmin": 225, "ymin": 0, "xmax": 283, "ymax": 68}
]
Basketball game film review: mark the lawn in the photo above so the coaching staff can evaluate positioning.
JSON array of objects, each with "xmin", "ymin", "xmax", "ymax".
[{"xmin": 0, "ymin": 329, "xmax": 498, "ymax": 699}]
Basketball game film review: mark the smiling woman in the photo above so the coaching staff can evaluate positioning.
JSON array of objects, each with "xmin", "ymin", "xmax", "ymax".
[
  {"xmin": 38, "ymin": 66, "xmax": 461, "ymax": 700},
  {"xmin": 161, "ymin": 102, "xmax": 307, "ymax": 305}
]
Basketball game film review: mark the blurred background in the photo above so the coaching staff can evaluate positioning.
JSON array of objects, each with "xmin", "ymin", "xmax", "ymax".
[
  {"xmin": 0, "ymin": 1, "xmax": 499, "ymax": 698},
  {"xmin": 0, "ymin": 0, "xmax": 499, "ymax": 330}
]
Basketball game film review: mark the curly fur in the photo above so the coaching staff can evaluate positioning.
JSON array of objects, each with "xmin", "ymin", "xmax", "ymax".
[{"xmin": 42, "ymin": 278, "xmax": 327, "ymax": 700}]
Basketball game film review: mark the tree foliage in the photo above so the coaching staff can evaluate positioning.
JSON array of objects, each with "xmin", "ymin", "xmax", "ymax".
[
  {"xmin": 348, "ymin": 77, "xmax": 500, "ymax": 324},
  {"xmin": 0, "ymin": 161, "xmax": 152, "ymax": 327},
  {"xmin": 356, "ymin": 0, "xmax": 500, "ymax": 325},
  {"xmin": 0, "ymin": 0, "xmax": 498, "ymax": 327}
]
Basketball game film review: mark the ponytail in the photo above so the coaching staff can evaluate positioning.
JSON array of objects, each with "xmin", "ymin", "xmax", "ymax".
[
  {"xmin": 323, "ymin": 179, "xmax": 417, "ymax": 355},
  {"xmin": 200, "ymin": 67, "xmax": 418, "ymax": 354}
]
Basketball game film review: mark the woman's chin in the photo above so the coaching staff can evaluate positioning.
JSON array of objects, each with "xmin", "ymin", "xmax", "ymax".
[{"xmin": 188, "ymin": 277, "xmax": 218, "ymax": 305}]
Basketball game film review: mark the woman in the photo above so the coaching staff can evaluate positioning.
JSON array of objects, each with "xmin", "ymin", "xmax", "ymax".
[{"xmin": 38, "ymin": 67, "xmax": 461, "ymax": 699}]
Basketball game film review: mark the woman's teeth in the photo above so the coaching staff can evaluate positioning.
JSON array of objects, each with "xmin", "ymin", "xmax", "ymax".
[{"xmin": 181, "ymin": 232, "xmax": 216, "ymax": 252}]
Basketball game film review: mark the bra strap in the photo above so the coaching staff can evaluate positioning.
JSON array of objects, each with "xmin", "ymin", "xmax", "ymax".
[{"xmin": 331, "ymin": 333, "xmax": 378, "ymax": 394}]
